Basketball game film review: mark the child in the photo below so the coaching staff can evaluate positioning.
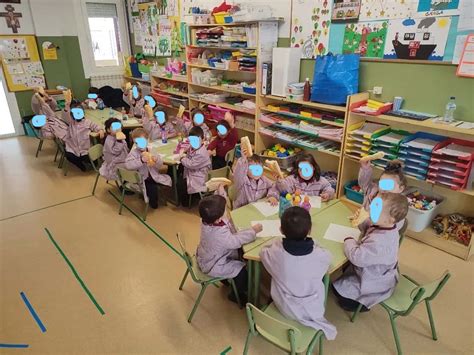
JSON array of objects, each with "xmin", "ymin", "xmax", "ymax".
[
  {"xmin": 122, "ymin": 83, "xmax": 145, "ymax": 118},
  {"xmin": 64, "ymin": 100, "xmax": 104, "ymax": 172},
  {"xmin": 34, "ymin": 93, "xmax": 68, "ymax": 141},
  {"xmin": 82, "ymin": 87, "xmax": 105, "ymax": 110},
  {"xmin": 196, "ymin": 194, "xmax": 262, "ymax": 302},
  {"xmin": 178, "ymin": 126, "xmax": 212, "ymax": 205},
  {"xmin": 260, "ymin": 207, "xmax": 337, "ymax": 341},
  {"xmin": 99, "ymin": 118, "xmax": 129, "ymax": 181},
  {"xmin": 207, "ymin": 120, "xmax": 238, "ymax": 169},
  {"xmin": 142, "ymin": 106, "xmax": 177, "ymax": 141},
  {"xmin": 277, "ymin": 153, "xmax": 335, "ymax": 200},
  {"xmin": 177, "ymin": 108, "xmax": 212, "ymax": 142},
  {"xmin": 232, "ymin": 147, "xmax": 279, "ymax": 209},
  {"xmin": 332, "ymin": 192, "xmax": 409, "ymax": 312},
  {"xmin": 31, "ymin": 87, "xmax": 57, "ymax": 115},
  {"xmin": 125, "ymin": 128, "xmax": 172, "ymax": 209}
]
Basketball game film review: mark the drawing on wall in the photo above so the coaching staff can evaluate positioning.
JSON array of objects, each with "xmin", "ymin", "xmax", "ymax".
[
  {"xmin": 291, "ymin": 0, "xmax": 332, "ymax": 58},
  {"xmin": 359, "ymin": 0, "xmax": 417, "ymax": 21},
  {"xmin": 157, "ymin": 35, "xmax": 171, "ymax": 56},
  {"xmin": 332, "ymin": 0, "xmax": 361, "ymax": 23},
  {"xmin": 166, "ymin": 0, "xmax": 179, "ymax": 17},
  {"xmin": 0, "ymin": 37, "xmax": 29, "ymax": 60},
  {"xmin": 417, "ymin": 0, "xmax": 460, "ymax": 17},
  {"xmin": 143, "ymin": 34, "xmax": 156, "ymax": 56},
  {"xmin": 343, "ymin": 21, "xmax": 388, "ymax": 58},
  {"xmin": 384, "ymin": 17, "xmax": 451, "ymax": 60},
  {"xmin": 130, "ymin": 0, "xmax": 139, "ymax": 14}
]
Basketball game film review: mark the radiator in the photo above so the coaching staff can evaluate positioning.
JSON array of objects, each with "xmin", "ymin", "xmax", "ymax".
[{"xmin": 90, "ymin": 74, "xmax": 124, "ymax": 89}]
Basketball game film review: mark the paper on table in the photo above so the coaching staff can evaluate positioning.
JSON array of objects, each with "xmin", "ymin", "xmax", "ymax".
[
  {"xmin": 323, "ymin": 223, "xmax": 360, "ymax": 243},
  {"xmin": 309, "ymin": 196, "xmax": 321, "ymax": 209},
  {"xmin": 251, "ymin": 220, "xmax": 283, "ymax": 238},
  {"xmin": 252, "ymin": 201, "xmax": 279, "ymax": 217}
]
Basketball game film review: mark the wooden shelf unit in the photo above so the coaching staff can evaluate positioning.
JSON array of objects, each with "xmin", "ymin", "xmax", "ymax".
[{"xmin": 338, "ymin": 92, "xmax": 474, "ymax": 260}]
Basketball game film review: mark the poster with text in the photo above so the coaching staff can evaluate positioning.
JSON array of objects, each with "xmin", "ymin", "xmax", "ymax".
[
  {"xmin": 343, "ymin": 21, "xmax": 388, "ymax": 58},
  {"xmin": 384, "ymin": 17, "xmax": 451, "ymax": 61},
  {"xmin": 417, "ymin": 0, "xmax": 460, "ymax": 17},
  {"xmin": 332, "ymin": 0, "xmax": 361, "ymax": 22},
  {"xmin": 359, "ymin": 0, "xmax": 417, "ymax": 21},
  {"xmin": 291, "ymin": 0, "xmax": 332, "ymax": 58}
]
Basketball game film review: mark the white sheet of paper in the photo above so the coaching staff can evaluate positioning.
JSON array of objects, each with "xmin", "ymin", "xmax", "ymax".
[
  {"xmin": 323, "ymin": 223, "xmax": 360, "ymax": 243},
  {"xmin": 251, "ymin": 220, "xmax": 283, "ymax": 238},
  {"xmin": 252, "ymin": 201, "xmax": 278, "ymax": 217},
  {"xmin": 453, "ymin": 35, "xmax": 468, "ymax": 65},
  {"xmin": 309, "ymin": 196, "xmax": 322, "ymax": 209}
]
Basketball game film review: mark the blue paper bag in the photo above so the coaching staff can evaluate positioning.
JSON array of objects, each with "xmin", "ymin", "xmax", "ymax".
[{"xmin": 311, "ymin": 53, "xmax": 360, "ymax": 105}]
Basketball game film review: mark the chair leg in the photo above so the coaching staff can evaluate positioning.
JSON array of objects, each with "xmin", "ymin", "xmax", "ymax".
[
  {"xmin": 351, "ymin": 304, "xmax": 363, "ymax": 322},
  {"xmin": 179, "ymin": 269, "xmax": 189, "ymax": 290},
  {"xmin": 63, "ymin": 158, "xmax": 69, "ymax": 176},
  {"xmin": 54, "ymin": 145, "xmax": 59, "ymax": 162},
  {"xmin": 35, "ymin": 140, "xmax": 43, "ymax": 158},
  {"xmin": 188, "ymin": 194, "xmax": 193, "ymax": 208},
  {"xmin": 243, "ymin": 331, "xmax": 253, "ymax": 355},
  {"xmin": 92, "ymin": 173, "xmax": 100, "ymax": 195},
  {"xmin": 388, "ymin": 313, "xmax": 403, "ymax": 355},
  {"xmin": 306, "ymin": 332, "xmax": 322, "ymax": 355},
  {"xmin": 143, "ymin": 202, "xmax": 149, "ymax": 221},
  {"xmin": 188, "ymin": 284, "xmax": 208, "ymax": 323},
  {"xmin": 118, "ymin": 188, "xmax": 126, "ymax": 215},
  {"xmin": 425, "ymin": 300, "xmax": 438, "ymax": 341},
  {"xmin": 229, "ymin": 279, "xmax": 242, "ymax": 309},
  {"xmin": 319, "ymin": 335, "xmax": 324, "ymax": 355}
]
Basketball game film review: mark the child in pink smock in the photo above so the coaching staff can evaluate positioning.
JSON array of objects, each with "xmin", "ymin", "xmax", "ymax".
[
  {"xmin": 142, "ymin": 107, "xmax": 177, "ymax": 141},
  {"xmin": 260, "ymin": 206, "xmax": 337, "ymax": 340},
  {"xmin": 122, "ymin": 84, "xmax": 145, "ymax": 118},
  {"xmin": 99, "ymin": 118, "xmax": 129, "ymax": 181},
  {"xmin": 31, "ymin": 88, "xmax": 57, "ymax": 115},
  {"xmin": 35, "ymin": 94, "xmax": 68, "ymax": 141},
  {"xmin": 176, "ymin": 108, "xmax": 212, "ymax": 142}
]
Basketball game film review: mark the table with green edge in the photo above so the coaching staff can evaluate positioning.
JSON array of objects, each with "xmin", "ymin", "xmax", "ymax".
[{"xmin": 234, "ymin": 199, "xmax": 356, "ymax": 306}]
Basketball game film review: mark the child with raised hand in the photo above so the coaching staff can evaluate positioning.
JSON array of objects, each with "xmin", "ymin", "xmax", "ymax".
[
  {"xmin": 142, "ymin": 105, "xmax": 177, "ymax": 141},
  {"xmin": 178, "ymin": 126, "xmax": 212, "ymax": 205},
  {"xmin": 260, "ymin": 206, "xmax": 337, "ymax": 340},
  {"xmin": 82, "ymin": 87, "xmax": 105, "ymax": 110},
  {"xmin": 64, "ymin": 99, "xmax": 104, "ymax": 172},
  {"xmin": 123, "ymin": 83, "xmax": 145, "ymax": 118},
  {"xmin": 125, "ymin": 128, "xmax": 172, "ymax": 209},
  {"xmin": 33, "ymin": 93, "xmax": 68, "ymax": 141},
  {"xmin": 207, "ymin": 120, "xmax": 238, "ymax": 169},
  {"xmin": 232, "ymin": 143, "xmax": 278, "ymax": 209},
  {"xmin": 31, "ymin": 87, "xmax": 57, "ymax": 115},
  {"xmin": 333, "ymin": 192, "xmax": 409, "ymax": 312},
  {"xmin": 176, "ymin": 108, "xmax": 212, "ymax": 141},
  {"xmin": 196, "ymin": 194, "xmax": 262, "ymax": 303},
  {"xmin": 99, "ymin": 118, "xmax": 129, "ymax": 181},
  {"xmin": 277, "ymin": 153, "xmax": 335, "ymax": 200}
]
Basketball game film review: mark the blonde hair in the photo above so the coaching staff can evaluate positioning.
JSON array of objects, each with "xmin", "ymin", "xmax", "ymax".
[
  {"xmin": 380, "ymin": 192, "xmax": 409, "ymax": 223},
  {"xmin": 131, "ymin": 128, "xmax": 148, "ymax": 139}
]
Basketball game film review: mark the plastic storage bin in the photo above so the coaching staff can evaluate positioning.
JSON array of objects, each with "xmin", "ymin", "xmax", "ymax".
[
  {"xmin": 344, "ymin": 180, "xmax": 364, "ymax": 204},
  {"xmin": 170, "ymin": 96, "xmax": 189, "ymax": 109},
  {"xmin": 404, "ymin": 187, "xmax": 444, "ymax": 233},
  {"xmin": 258, "ymin": 150, "xmax": 302, "ymax": 170},
  {"xmin": 130, "ymin": 63, "xmax": 142, "ymax": 78},
  {"xmin": 213, "ymin": 12, "xmax": 229, "ymax": 24},
  {"xmin": 208, "ymin": 105, "xmax": 231, "ymax": 121},
  {"xmin": 243, "ymin": 86, "xmax": 256, "ymax": 95},
  {"xmin": 152, "ymin": 92, "xmax": 171, "ymax": 106}
]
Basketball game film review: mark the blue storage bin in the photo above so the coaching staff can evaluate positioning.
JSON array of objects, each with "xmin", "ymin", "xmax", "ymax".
[
  {"xmin": 130, "ymin": 62, "xmax": 142, "ymax": 78},
  {"xmin": 344, "ymin": 180, "xmax": 364, "ymax": 204},
  {"xmin": 400, "ymin": 132, "xmax": 446, "ymax": 153},
  {"xmin": 243, "ymin": 86, "xmax": 256, "ymax": 95}
]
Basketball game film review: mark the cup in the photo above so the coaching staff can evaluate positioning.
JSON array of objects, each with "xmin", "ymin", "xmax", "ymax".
[{"xmin": 393, "ymin": 96, "xmax": 404, "ymax": 111}]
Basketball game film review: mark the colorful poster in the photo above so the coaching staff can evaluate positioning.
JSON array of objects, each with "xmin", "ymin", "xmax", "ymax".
[
  {"xmin": 417, "ymin": 0, "xmax": 460, "ymax": 17},
  {"xmin": 157, "ymin": 35, "xmax": 171, "ymax": 57},
  {"xmin": 332, "ymin": 0, "xmax": 361, "ymax": 22},
  {"xmin": 143, "ymin": 34, "xmax": 156, "ymax": 56},
  {"xmin": 359, "ymin": 0, "xmax": 417, "ymax": 21},
  {"xmin": 41, "ymin": 41, "xmax": 57, "ymax": 60},
  {"xmin": 384, "ymin": 17, "xmax": 451, "ymax": 61},
  {"xmin": 343, "ymin": 21, "xmax": 388, "ymax": 58},
  {"xmin": 290, "ymin": 0, "xmax": 332, "ymax": 58},
  {"xmin": 456, "ymin": 34, "xmax": 474, "ymax": 77}
]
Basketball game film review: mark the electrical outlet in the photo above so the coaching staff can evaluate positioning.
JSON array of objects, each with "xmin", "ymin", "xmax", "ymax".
[{"xmin": 373, "ymin": 86, "xmax": 383, "ymax": 95}]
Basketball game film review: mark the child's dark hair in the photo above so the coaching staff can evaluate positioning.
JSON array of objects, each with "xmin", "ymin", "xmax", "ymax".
[
  {"xmin": 191, "ymin": 108, "xmax": 204, "ymax": 120},
  {"xmin": 88, "ymin": 87, "xmax": 99, "ymax": 95},
  {"xmin": 281, "ymin": 206, "xmax": 312, "ymax": 240},
  {"xmin": 189, "ymin": 126, "xmax": 204, "ymax": 139},
  {"xmin": 199, "ymin": 195, "xmax": 226, "ymax": 224},
  {"xmin": 217, "ymin": 120, "xmax": 230, "ymax": 133},
  {"xmin": 70, "ymin": 99, "xmax": 81, "ymax": 108},
  {"xmin": 380, "ymin": 192, "xmax": 409, "ymax": 223},
  {"xmin": 248, "ymin": 154, "xmax": 261, "ymax": 164},
  {"xmin": 382, "ymin": 159, "xmax": 407, "ymax": 189},
  {"xmin": 104, "ymin": 117, "xmax": 120, "ymax": 133},
  {"xmin": 153, "ymin": 107, "xmax": 168, "ymax": 120},
  {"xmin": 293, "ymin": 153, "xmax": 321, "ymax": 181}
]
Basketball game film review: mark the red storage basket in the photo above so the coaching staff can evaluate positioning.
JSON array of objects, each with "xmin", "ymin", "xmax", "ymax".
[
  {"xmin": 208, "ymin": 105, "xmax": 231, "ymax": 121},
  {"xmin": 151, "ymin": 92, "xmax": 171, "ymax": 106}
]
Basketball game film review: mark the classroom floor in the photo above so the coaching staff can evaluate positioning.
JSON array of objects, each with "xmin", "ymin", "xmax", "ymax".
[{"xmin": 1, "ymin": 136, "xmax": 473, "ymax": 354}]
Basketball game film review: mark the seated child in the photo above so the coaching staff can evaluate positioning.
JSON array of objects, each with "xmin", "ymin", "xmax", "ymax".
[
  {"xmin": 207, "ymin": 120, "xmax": 238, "ymax": 169},
  {"xmin": 232, "ymin": 146, "xmax": 279, "ymax": 208},
  {"xmin": 196, "ymin": 194, "xmax": 262, "ymax": 302},
  {"xmin": 125, "ymin": 128, "xmax": 172, "ymax": 209},
  {"xmin": 64, "ymin": 100, "xmax": 104, "ymax": 172},
  {"xmin": 122, "ymin": 83, "xmax": 145, "ymax": 118},
  {"xmin": 260, "ymin": 206, "xmax": 337, "ymax": 340},
  {"xmin": 332, "ymin": 192, "xmax": 409, "ymax": 312},
  {"xmin": 33, "ymin": 93, "xmax": 68, "ymax": 141},
  {"xmin": 176, "ymin": 108, "xmax": 212, "ymax": 142},
  {"xmin": 178, "ymin": 126, "xmax": 212, "ymax": 205},
  {"xmin": 277, "ymin": 153, "xmax": 335, "ymax": 200},
  {"xmin": 82, "ymin": 87, "xmax": 105, "ymax": 110},
  {"xmin": 99, "ymin": 118, "xmax": 129, "ymax": 181},
  {"xmin": 31, "ymin": 87, "xmax": 57, "ymax": 115},
  {"xmin": 142, "ymin": 106, "xmax": 177, "ymax": 141}
]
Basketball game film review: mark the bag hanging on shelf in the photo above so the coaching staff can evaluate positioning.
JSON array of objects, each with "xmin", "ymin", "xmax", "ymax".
[{"xmin": 311, "ymin": 53, "xmax": 360, "ymax": 105}]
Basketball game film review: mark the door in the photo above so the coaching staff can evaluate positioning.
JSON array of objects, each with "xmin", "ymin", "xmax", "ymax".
[{"xmin": 0, "ymin": 70, "xmax": 22, "ymax": 137}]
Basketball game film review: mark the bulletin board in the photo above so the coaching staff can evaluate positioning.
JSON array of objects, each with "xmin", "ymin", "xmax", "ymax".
[{"xmin": 0, "ymin": 35, "xmax": 45, "ymax": 92}]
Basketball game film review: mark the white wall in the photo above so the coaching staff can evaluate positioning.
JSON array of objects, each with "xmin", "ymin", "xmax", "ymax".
[{"xmin": 29, "ymin": 0, "xmax": 78, "ymax": 36}]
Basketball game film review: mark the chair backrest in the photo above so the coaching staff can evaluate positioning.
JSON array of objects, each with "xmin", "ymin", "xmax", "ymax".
[
  {"xmin": 88, "ymin": 144, "xmax": 104, "ymax": 172},
  {"xmin": 27, "ymin": 119, "xmax": 42, "ymax": 140},
  {"xmin": 246, "ymin": 303, "xmax": 301, "ymax": 353},
  {"xmin": 225, "ymin": 145, "xmax": 236, "ymax": 165},
  {"xmin": 117, "ymin": 168, "xmax": 142, "ymax": 185},
  {"xmin": 399, "ymin": 219, "xmax": 408, "ymax": 246},
  {"xmin": 227, "ymin": 184, "xmax": 237, "ymax": 206},
  {"xmin": 176, "ymin": 233, "xmax": 202, "ymax": 282},
  {"xmin": 411, "ymin": 271, "xmax": 451, "ymax": 303},
  {"xmin": 208, "ymin": 166, "xmax": 230, "ymax": 180}
]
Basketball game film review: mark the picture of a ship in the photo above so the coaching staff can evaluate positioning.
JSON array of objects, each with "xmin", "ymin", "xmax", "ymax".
[{"xmin": 392, "ymin": 38, "xmax": 437, "ymax": 60}]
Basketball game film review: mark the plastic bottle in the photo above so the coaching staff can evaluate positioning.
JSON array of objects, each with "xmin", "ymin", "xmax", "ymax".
[
  {"xmin": 303, "ymin": 78, "xmax": 311, "ymax": 101},
  {"xmin": 161, "ymin": 127, "xmax": 168, "ymax": 144},
  {"xmin": 109, "ymin": 107, "xmax": 114, "ymax": 118},
  {"xmin": 121, "ymin": 107, "xmax": 127, "ymax": 121},
  {"xmin": 443, "ymin": 96, "xmax": 456, "ymax": 123}
]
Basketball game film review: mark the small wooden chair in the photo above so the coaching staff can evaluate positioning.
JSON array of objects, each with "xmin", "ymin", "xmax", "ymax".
[
  {"xmin": 117, "ymin": 168, "xmax": 148, "ymax": 220},
  {"xmin": 88, "ymin": 144, "xmax": 104, "ymax": 195}
]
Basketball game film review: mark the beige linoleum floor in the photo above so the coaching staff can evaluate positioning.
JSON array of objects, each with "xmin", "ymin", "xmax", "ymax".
[{"xmin": 0, "ymin": 136, "xmax": 473, "ymax": 354}]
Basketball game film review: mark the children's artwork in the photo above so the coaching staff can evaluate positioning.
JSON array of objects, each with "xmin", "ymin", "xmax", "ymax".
[
  {"xmin": 0, "ymin": 37, "xmax": 29, "ymax": 59},
  {"xmin": 26, "ymin": 75, "xmax": 45, "ymax": 88},
  {"xmin": 166, "ymin": 0, "xmax": 179, "ymax": 17},
  {"xmin": 343, "ymin": 21, "xmax": 388, "ymax": 58},
  {"xmin": 251, "ymin": 220, "xmax": 283, "ymax": 238},
  {"xmin": 417, "ymin": 0, "xmax": 460, "ymax": 17},
  {"xmin": 322, "ymin": 223, "xmax": 360, "ymax": 243},
  {"xmin": 332, "ymin": 0, "xmax": 361, "ymax": 23},
  {"xmin": 132, "ymin": 17, "xmax": 143, "ymax": 45},
  {"xmin": 456, "ymin": 34, "xmax": 474, "ymax": 78},
  {"xmin": 252, "ymin": 201, "xmax": 279, "ymax": 217},
  {"xmin": 158, "ymin": 16, "xmax": 172, "ymax": 36},
  {"xmin": 290, "ymin": 0, "xmax": 332, "ymax": 58},
  {"xmin": 130, "ymin": 0, "xmax": 139, "ymax": 14},
  {"xmin": 22, "ymin": 61, "xmax": 44, "ymax": 75},
  {"xmin": 359, "ymin": 0, "xmax": 417, "ymax": 21},
  {"xmin": 11, "ymin": 73, "xmax": 26, "ymax": 85},
  {"xmin": 157, "ymin": 35, "xmax": 171, "ymax": 56},
  {"xmin": 5, "ymin": 62, "xmax": 22, "ymax": 74},
  {"xmin": 143, "ymin": 35, "xmax": 156, "ymax": 56},
  {"xmin": 383, "ymin": 17, "xmax": 451, "ymax": 61}
]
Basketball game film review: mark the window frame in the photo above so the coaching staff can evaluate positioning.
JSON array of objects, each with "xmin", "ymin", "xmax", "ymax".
[{"xmin": 75, "ymin": 0, "xmax": 131, "ymax": 78}]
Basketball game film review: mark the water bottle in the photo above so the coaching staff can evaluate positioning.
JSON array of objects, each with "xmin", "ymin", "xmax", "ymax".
[
  {"xmin": 109, "ymin": 107, "xmax": 114, "ymax": 118},
  {"xmin": 161, "ymin": 127, "xmax": 168, "ymax": 144},
  {"xmin": 443, "ymin": 96, "xmax": 456, "ymax": 123},
  {"xmin": 303, "ymin": 78, "xmax": 311, "ymax": 102}
]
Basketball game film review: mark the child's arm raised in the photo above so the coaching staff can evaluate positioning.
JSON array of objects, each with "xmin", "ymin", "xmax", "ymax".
[{"xmin": 233, "ymin": 156, "xmax": 249, "ymax": 189}]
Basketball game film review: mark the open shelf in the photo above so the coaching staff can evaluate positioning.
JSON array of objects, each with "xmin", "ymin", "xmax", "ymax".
[
  {"xmin": 152, "ymin": 88, "xmax": 188, "ymax": 98},
  {"xmin": 260, "ymin": 107, "xmax": 345, "ymax": 128},
  {"xmin": 263, "ymin": 122, "xmax": 342, "ymax": 143},
  {"xmin": 188, "ymin": 45, "xmax": 257, "ymax": 51},
  {"xmin": 151, "ymin": 74, "xmax": 188, "ymax": 83},
  {"xmin": 189, "ymin": 82, "xmax": 256, "ymax": 97},
  {"xmin": 124, "ymin": 76, "xmax": 151, "ymax": 85},
  {"xmin": 262, "ymin": 94, "xmax": 347, "ymax": 114},
  {"xmin": 188, "ymin": 63, "xmax": 256, "ymax": 74},
  {"xmin": 189, "ymin": 97, "xmax": 255, "ymax": 115}
]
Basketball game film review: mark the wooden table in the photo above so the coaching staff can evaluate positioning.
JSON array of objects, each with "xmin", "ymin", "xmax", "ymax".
[{"xmin": 231, "ymin": 199, "xmax": 356, "ymax": 306}]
